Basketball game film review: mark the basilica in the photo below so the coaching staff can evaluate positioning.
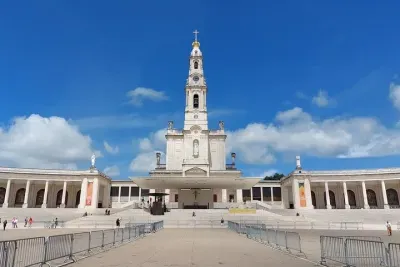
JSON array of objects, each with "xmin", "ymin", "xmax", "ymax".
[{"xmin": 0, "ymin": 32, "xmax": 399, "ymax": 211}]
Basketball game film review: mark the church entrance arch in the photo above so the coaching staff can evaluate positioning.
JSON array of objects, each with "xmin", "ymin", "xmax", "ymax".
[
  {"xmin": 324, "ymin": 190, "xmax": 336, "ymax": 208},
  {"xmin": 311, "ymin": 191, "xmax": 316, "ymax": 208},
  {"xmin": 75, "ymin": 190, "xmax": 81, "ymax": 207},
  {"xmin": 347, "ymin": 190, "xmax": 356, "ymax": 208},
  {"xmin": 36, "ymin": 189, "xmax": 45, "ymax": 206},
  {"xmin": 387, "ymin": 188, "xmax": 399, "ymax": 207},
  {"xmin": 367, "ymin": 189, "xmax": 377, "ymax": 208},
  {"xmin": 56, "ymin": 190, "xmax": 68, "ymax": 207},
  {"xmin": 0, "ymin": 187, "xmax": 5, "ymax": 205},
  {"xmin": 15, "ymin": 188, "xmax": 25, "ymax": 207}
]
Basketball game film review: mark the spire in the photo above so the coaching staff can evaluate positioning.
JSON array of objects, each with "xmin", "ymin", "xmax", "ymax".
[{"xmin": 192, "ymin": 29, "xmax": 200, "ymax": 48}]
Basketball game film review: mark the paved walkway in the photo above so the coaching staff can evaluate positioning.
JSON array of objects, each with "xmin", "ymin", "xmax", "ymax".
[{"xmin": 70, "ymin": 229, "xmax": 318, "ymax": 267}]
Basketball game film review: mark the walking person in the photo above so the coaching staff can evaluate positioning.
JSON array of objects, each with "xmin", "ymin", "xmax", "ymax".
[
  {"xmin": 28, "ymin": 217, "xmax": 33, "ymax": 228},
  {"xmin": 54, "ymin": 218, "xmax": 58, "ymax": 229},
  {"xmin": 116, "ymin": 218, "xmax": 120, "ymax": 229},
  {"xmin": 221, "ymin": 217, "xmax": 225, "ymax": 226},
  {"xmin": 24, "ymin": 217, "xmax": 28, "ymax": 227},
  {"xmin": 3, "ymin": 219, "xmax": 7, "ymax": 231},
  {"xmin": 386, "ymin": 221, "xmax": 392, "ymax": 236}
]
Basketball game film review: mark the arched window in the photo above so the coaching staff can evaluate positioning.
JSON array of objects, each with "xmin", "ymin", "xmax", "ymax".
[
  {"xmin": 367, "ymin": 189, "xmax": 377, "ymax": 207},
  {"xmin": 193, "ymin": 94, "xmax": 199, "ymax": 108},
  {"xmin": 36, "ymin": 189, "xmax": 45, "ymax": 206},
  {"xmin": 194, "ymin": 61, "xmax": 198, "ymax": 69}
]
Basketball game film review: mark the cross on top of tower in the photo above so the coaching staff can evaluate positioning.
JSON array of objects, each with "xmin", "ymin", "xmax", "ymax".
[{"xmin": 193, "ymin": 30, "xmax": 199, "ymax": 41}]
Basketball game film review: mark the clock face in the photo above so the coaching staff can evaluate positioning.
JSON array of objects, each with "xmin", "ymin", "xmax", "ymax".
[{"xmin": 193, "ymin": 76, "xmax": 199, "ymax": 83}]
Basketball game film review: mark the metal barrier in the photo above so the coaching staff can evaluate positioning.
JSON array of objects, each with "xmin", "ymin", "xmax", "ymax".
[
  {"xmin": 319, "ymin": 235, "xmax": 400, "ymax": 267},
  {"xmin": 227, "ymin": 221, "xmax": 303, "ymax": 255},
  {"xmin": 0, "ymin": 221, "xmax": 163, "ymax": 267}
]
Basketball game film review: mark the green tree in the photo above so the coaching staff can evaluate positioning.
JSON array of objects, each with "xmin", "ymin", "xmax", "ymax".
[{"xmin": 263, "ymin": 173, "xmax": 285, "ymax": 180}]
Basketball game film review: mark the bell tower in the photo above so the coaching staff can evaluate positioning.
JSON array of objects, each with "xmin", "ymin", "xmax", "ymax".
[{"xmin": 184, "ymin": 30, "xmax": 208, "ymax": 131}]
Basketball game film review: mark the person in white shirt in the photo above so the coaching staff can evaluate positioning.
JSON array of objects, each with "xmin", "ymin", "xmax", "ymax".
[{"xmin": 386, "ymin": 221, "xmax": 392, "ymax": 236}]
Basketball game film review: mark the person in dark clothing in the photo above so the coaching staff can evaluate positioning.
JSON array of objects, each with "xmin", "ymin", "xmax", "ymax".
[
  {"xmin": 116, "ymin": 218, "xmax": 120, "ymax": 228},
  {"xmin": 54, "ymin": 218, "xmax": 58, "ymax": 229},
  {"xmin": 3, "ymin": 220, "xmax": 7, "ymax": 231}
]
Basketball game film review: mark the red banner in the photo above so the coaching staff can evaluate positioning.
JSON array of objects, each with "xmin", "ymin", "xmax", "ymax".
[
  {"xmin": 86, "ymin": 182, "xmax": 93, "ymax": 206},
  {"xmin": 299, "ymin": 182, "xmax": 306, "ymax": 207}
]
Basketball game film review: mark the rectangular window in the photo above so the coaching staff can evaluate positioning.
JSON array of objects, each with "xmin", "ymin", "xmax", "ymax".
[
  {"xmin": 175, "ymin": 194, "xmax": 179, "ymax": 202},
  {"xmin": 120, "ymin": 187, "xmax": 130, "ymax": 197},
  {"xmin": 242, "ymin": 189, "xmax": 251, "ymax": 202},
  {"xmin": 273, "ymin": 187, "xmax": 282, "ymax": 201},
  {"xmin": 252, "ymin": 187, "xmax": 261, "ymax": 201},
  {"xmin": 262, "ymin": 187, "xmax": 271, "ymax": 201},
  {"xmin": 110, "ymin": 187, "xmax": 119, "ymax": 197},
  {"xmin": 131, "ymin": 187, "xmax": 139, "ymax": 197},
  {"xmin": 213, "ymin": 194, "xmax": 217, "ymax": 202}
]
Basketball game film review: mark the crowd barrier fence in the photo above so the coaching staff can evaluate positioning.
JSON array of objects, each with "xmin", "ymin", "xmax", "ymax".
[
  {"xmin": 0, "ymin": 221, "xmax": 163, "ymax": 267},
  {"xmin": 320, "ymin": 235, "xmax": 400, "ymax": 267},
  {"xmin": 227, "ymin": 221, "xmax": 303, "ymax": 255}
]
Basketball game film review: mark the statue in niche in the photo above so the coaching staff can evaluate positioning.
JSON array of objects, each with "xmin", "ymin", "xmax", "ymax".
[
  {"xmin": 168, "ymin": 121, "xmax": 174, "ymax": 130},
  {"xmin": 156, "ymin": 152, "xmax": 161, "ymax": 166},
  {"xmin": 193, "ymin": 140, "xmax": 199, "ymax": 157},
  {"xmin": 219, "ymin": 121, "xmax": 224, "ymax": 130}
]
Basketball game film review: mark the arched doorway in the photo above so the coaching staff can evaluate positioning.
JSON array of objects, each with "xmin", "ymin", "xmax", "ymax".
[
  {"xmin": 387, "ymin": 188, "xmax": 399, "ymax": 207},
  {"xmin": 36, "ymin": 189, "xmax": 45, "ymax": 206},
  {"xmin": 0, "ymin": 187, "xmax": 6, "ymax": 205},
  {"xmin": 15, "ymin": 188, "xmax": 25, "ymax": 206},
  {"xmin": 347, "ymin": 190, "xmax": 356, "ymax": 208},
  {"xmin": 324, "ymin": 190, "xmax": 336, "ymax": 208},
  {"xmin": 311, "ymin": 191, "xmax": 316, "ymax": 208},
  {"xmin": 75, "ymin": 190, "xmax": 81, "ymax": 207},
  {"xmin": 367, "ymin": 189, "xmax": 377, "ymax": 208},
  {"xmin": 56, "ymin": 190, "xmax": 68, "ymax": 207}
]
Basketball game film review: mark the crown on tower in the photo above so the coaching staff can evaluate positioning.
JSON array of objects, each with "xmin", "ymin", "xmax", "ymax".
[{"xmin": 192, "ymin": 30, "xmax": 200, "ymax": 48}]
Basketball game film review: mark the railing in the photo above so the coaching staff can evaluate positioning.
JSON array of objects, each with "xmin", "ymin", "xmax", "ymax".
[
  {"xmin": 155, "ymin": 164, "xmax": 166, "ymax": 169},
  {"xmin": 320, "ymin": 235, "xmax": 400, "ymax": 266},
  {"xmin": 163, "ymin": 219, "xmax": 228, "ymax": 228},
  {"xmin": 0, "ymin": 221, "xmax": 164, "ymax": 267},
  {"xmin": 227, "ymin": 221, "xmax": 303, "ymax": 256}
]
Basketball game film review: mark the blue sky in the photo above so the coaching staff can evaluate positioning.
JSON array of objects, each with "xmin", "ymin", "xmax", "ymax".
[{"xmin": 2, "ymin": 1, "xmax": 400, "ymax": 179}]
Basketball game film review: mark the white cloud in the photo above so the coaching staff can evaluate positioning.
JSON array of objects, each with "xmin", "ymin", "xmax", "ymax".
[
  {"xmin": 129, "ymin": 128, "xmax": 166, "ymax": 173},
  {"xmin": 390, "ymin": 83, "xmax": 400, "ymax": 110},
  {"xmin": 312, "ymin": 90, "xmax": 333, "ymax": 107},
  {"xmin": 103, "ymin": 141, "xmax": 119, "ymax": 155},
  {"xmin": 0, "ymin": 114, "xmax": 99, "ymax": 169},
  {"xmin": 227, "ymin": 107, "xmax": 400, "ymax": 164},
  {"xmin": 103, "ymin": 165, "xmax": 120, "ymax": 177},
  {"xmin": 127, "ymin": 87, "xmax": 168, "ymax": 107}
]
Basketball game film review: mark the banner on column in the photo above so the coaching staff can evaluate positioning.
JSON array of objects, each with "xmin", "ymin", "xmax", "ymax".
[
  {"xmin": 299, "ymin": 182, "xmax": 307, "ymax": 207},
  {"xmin": 86, "ymin": 182, "xmax": 93, "ymax": 206}
]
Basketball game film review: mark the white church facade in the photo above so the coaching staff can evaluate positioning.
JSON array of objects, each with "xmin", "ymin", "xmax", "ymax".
[{"xmin": 0, "ymin": 32, "xmax": 399, "ymax": 211}]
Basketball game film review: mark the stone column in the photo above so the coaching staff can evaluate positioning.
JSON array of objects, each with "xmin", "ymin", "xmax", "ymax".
[
  {"xmin": 91, "ymin": 178, "xmax": 99, "ymax": 209},
  {"xmin": 128, "ymin": 186, "xmax": 132, "ymax": 202},
  {"xmin": 78, "ymin": 178, "xmax": 88, "ymax": 209},
  {"xmin": 281, "ymin": 187, "xmax": 288, "ymax": 208},
  {"xmin": 292, "ymin": 179, "xmax": 300, "ymax": 209},
  {"xmin": 118, "ymin": 186, "xmax": 121, "ymax": 203},
  {"xmin": 271, "ymin": 187, "xmax": 274, "ymax": 204},
  {"xmin": 325, "ymin": 182, "xmax": 331, "ymax": 209},
  {"xmin": 343, "ymin": 182, "xmax": 350, "ymax": 209},
  {"xmin": 221, "ymin": 189, "xmax": 227, "ymax": 203},
  {"xmin": 138, "ymin": 187, "xmax": 142, "ymax": 201},
  {"xmin": 260, "ymin": 187, "xmax": 264, "ymax": 202},
  {"xmin": 362, "ymin": 181, "xmax": 370, "ymax": 209},
  {"xmin": 236, "ymin": 189, "xmax": 243, "ymax": 203},
  {"xmin": 60, "ymin": 181, "xmax": 67, "ymax": 208},
  {"xmin": 304, "ymin": 179, "xmax": 313, "ymax": 209},
  {"xmin": 41, "ymin": 180, "xmax": 49, "ymax": 208},
  {"xmin": 381, "ymin": 180, "xmax": 389, "ymax": 209},
  {"xmin": 22, "ymin": 180, "xmax": 31, "ymax": 208},
  {"xmin": 250, "ymin": 187, "xmax": 253, "ymax": 202},
  {"xmin": 2, "ymin": 179, "xmax": 11, "ymax": 208}
]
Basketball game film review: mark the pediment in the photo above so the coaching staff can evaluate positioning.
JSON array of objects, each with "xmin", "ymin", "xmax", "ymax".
[{"xmin": 185, "ymin": 167, "xmax": 207, "ymax": 176}]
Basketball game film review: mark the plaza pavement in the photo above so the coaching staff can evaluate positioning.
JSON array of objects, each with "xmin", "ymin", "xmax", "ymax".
[{"xmin": 69, "ymin": 229, "xmax": 319, "ymax": 267}]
